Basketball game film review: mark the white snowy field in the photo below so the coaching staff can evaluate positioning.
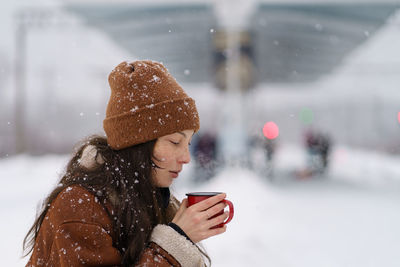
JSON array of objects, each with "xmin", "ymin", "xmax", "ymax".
[{"xmin": 2, "ymin": 144, "xmax": 400, "ymax": 267}]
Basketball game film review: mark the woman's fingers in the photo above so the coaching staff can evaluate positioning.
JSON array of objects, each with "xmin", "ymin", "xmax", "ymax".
[
  {"xmin": 177, "ymin": 198, "xmax": 188, "ymax": 213},
  {"xmin": 205, "ymin": 211, "xmax": 229, "ymax": 229},
  {"xmin": 172, "ymin": 198, "xmax": 188, "ymax": 223},
  {"xmin": 172, "ymin": 195, "xmax": 230, "ymax": 243},
  {"xmin": 201, "ymin": 202, "xmax": 226, "ymax": 221},
  {"xmin": 181, "ymin": 198, "xmax": 188, "ymax": 208},
  {"xmin": 191, "ymin": 193, "xmax": 227, "ymax": 212}
]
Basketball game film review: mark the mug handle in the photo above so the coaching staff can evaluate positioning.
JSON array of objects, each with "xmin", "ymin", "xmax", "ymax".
[{"xmin": 222, "ymin": 199, "xmax": 234, "ymax": 225}]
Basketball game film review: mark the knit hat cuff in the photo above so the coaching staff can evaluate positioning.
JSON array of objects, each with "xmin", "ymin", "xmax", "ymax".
[{"xmin": 103, "ymin": 97, "xmax": 200, "ymax": 150}]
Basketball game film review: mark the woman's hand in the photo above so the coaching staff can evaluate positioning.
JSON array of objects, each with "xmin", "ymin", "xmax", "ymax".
[{"xmin": 172, "ymin": 193, "xmax": 229, "ymax": 243}]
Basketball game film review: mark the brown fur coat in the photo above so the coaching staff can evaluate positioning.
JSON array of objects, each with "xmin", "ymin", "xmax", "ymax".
[{"xmin": 26, "ymin": 185, "xmax": 204, "ymax": 267}]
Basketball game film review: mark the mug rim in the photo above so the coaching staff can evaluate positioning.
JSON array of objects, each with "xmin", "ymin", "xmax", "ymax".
[{"xmin": 186, "ymin": 192, "xmax": 223, "ymax": 196}]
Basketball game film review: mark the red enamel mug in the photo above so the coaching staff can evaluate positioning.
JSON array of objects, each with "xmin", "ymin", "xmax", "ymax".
[{"xmin": 186, "ymin": 192, "xmax": 234, "ymax": 228}]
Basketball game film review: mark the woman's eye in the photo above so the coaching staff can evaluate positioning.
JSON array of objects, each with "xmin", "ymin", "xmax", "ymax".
[{"xmin": 170, "ymin": 141, "xmax": 179, "ymax": 145}]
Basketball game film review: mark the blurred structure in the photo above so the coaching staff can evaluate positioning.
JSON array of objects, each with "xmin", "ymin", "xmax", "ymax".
[
  {"xmin": 251, "ymin": 3, "xmax": 400, "ymax": 83},
  {"xmin": 2, "ymin": 1, "xmax": 400, "ymax": 157},
  {"xmin": 213, "ymin": 31, "xmax": 255, "ymax": 91},
  {"xmin": 66, "ymin": 4, "xmax": 216, "ymax": 84}
]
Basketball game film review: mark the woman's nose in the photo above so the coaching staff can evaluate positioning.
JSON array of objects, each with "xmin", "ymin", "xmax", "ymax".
[{"xmin": 178, "ymin": 145, "xmax": 191, "ymax": 164}]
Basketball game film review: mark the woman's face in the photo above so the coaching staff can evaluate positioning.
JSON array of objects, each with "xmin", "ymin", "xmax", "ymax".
[{"xmin": 152, "ymin": 129, "xmax": 195, "ymax": 187}]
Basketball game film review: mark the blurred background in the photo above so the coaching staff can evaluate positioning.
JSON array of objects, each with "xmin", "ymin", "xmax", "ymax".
[{"xmin": 1, "ymin": 0, "xmax": 400, "ymax": 266}]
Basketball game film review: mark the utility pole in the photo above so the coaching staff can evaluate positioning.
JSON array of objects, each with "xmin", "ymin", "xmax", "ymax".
[
  {"xmin": 14, "ymin": 13, "xmax": 27, "ymax": 154},
  {"xmin": 13, "ymin": 8, "xmax": 70, "ymax": 154}
]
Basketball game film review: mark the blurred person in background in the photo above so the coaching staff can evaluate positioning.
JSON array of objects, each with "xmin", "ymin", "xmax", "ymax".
[
  {"xmin": 248, "ymin": 134, "xmax": 276, "ymax": 179},
  {"xmin": 296, "ymin": 129, "xmax": 332, "ymax": 179},
  {"xmin": 305, "ymin": 130, "xmax": 331, "ymax": 175},
  {"xmin": 23, "ymin": 61, "xmax": 230, "ymax": 267},
  {"xmin": 263, "ymin": 138, "xmax": 276, "ymax": 179}
]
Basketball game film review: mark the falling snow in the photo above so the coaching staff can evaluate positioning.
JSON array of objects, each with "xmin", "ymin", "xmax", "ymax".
[{"xmin": 148, "ymin": 75, "xmax": 161, "ymax": 83}]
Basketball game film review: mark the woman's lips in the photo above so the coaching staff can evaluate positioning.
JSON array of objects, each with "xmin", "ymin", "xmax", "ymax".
[{"xmin": 169, "ymin": 171, "xmax": 180, "ymax": 178}]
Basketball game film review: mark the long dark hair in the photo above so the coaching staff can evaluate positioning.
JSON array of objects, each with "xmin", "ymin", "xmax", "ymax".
[{"xmin": 23, "ymin": 135, "xmax": 170, "ymax": 265}]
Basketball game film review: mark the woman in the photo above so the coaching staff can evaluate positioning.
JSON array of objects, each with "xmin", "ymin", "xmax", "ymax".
[{"xmin": 23, "ymin": 61, "xmax": 229, "ymax": 266}]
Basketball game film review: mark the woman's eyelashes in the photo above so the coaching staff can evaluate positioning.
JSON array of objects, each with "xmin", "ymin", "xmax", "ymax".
[{"xmin": 169, "ymin": 139, "xmax": 192, "ymax": 146}]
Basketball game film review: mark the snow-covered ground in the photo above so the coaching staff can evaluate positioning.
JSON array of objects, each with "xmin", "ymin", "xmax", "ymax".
[{"xmin": 2, "ymin": 144, "xmax": 400, "ymax": 267}]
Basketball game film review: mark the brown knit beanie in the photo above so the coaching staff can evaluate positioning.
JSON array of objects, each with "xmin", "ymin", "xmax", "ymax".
[{"xmin": 103, "ymin": 60, "xmax": 200, "ymax": 150}]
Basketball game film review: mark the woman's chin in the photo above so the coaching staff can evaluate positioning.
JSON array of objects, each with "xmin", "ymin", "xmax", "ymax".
[{"xmin": 154, "ymin": 175, "xmax": 174, "ymax": 187}]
